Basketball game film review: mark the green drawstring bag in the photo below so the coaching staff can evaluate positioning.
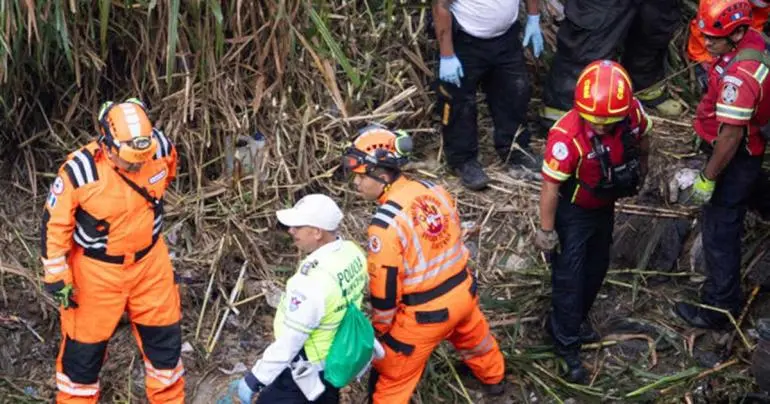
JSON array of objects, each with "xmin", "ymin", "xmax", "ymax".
[{"xmin": 323, "ymin": 295, "xmax": 375, "ymax": 388}]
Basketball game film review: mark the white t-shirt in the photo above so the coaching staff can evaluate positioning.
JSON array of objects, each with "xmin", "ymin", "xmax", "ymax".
[{"xmin": 451, "ymin": 0, "xmax": 521, "ymax": 39}]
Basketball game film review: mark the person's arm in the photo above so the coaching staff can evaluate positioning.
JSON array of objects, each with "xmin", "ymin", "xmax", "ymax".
[
  {"xmin": 366, "ymin": 219, "xmax": 404, "ymax": 336},
  {"xmin": 537, "ymin": 132, "xmax": 578, "ymax": 248},
  {"xmin": 249, "ymin": 276, "xmax": 324, "ymax": 386},
  {"xmin": 525, "ymin": 0, "xmax": 539, "ymax": 14},
  {"xmin": 703, "ymin": 124, "xmax": 743, "ymax": 180},
  {"xmin": 41, "ymin": 161, "xmax": 80, "ymax": 298},
  {"xmin": 432, "ymin": 0, "xmax": 455, "ymax": 57},
  {"xmin": 539, "ymin": 181, "xmax": 560, "ymax": 231}
]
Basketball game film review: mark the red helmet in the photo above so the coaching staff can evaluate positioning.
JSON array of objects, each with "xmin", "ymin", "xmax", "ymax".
[
  {"xmin": 574, "ymin": 60, "xmax": 633, "ymax": 125},
  {"xmin": 697, "ymin": 0, "xmax": 752, "ymax": 37}
]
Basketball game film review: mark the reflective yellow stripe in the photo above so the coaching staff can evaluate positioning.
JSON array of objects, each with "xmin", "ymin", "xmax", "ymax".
[
  {"xmin": 716, "ymin": 103, "xmax": 754, "ymax": 120},
  {"xmin": 542, "ymin": 162, "xmax": 570, "ymax": 181},
  {"xmin": 754, "ymin": 64, "xmax": 769, "ymax": 84},
  {"xmin": 570, "ymin": 139, "xmax": 584, "ymax": 203}
]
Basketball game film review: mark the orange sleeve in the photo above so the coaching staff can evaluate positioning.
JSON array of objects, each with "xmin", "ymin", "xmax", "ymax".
[
  {"xmin": 687, "ymin": 18, "xmax": 712, "ymax": 64},
  {"xmin": 165, "ymin": 136, "xmax": 178, "ymax": 187},
  {"xmin": 40, "ymin": 164, "xmax": 79, "ymax": 287},
  {"xmin": 366, "ymin": 219, "xmax": 403, "ymax": 336}
]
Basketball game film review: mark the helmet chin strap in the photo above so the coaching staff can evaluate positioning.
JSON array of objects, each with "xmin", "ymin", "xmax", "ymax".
[{"xmin": 365, "ymin": 170, "xmax": 400, "ymax": 199}]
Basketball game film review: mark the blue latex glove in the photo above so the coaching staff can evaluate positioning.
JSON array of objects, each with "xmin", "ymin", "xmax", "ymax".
[
  {"xmin": 439, "ymin": 54, "xmax": 464, "ymax": 87},
  {"xmin": 522, "ymin": 14, "xmax": 544, "ymax": 58},
  {"xmin": 217, "ymin": 378, "xmax": 255, "ymax": 404}
]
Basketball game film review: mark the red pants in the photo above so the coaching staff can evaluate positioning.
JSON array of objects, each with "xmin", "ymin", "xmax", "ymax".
[
  {"xmin": 55, "ymin": 241, "xmax": 184, "ymax": 403},
  {"xmin": 369, "ymin": 297, "xmax": 504, "ymax": 404}
]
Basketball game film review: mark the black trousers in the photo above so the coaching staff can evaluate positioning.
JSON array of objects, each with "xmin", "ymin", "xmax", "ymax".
[
  {"xmin": 437, "ymin": 21, "xmax": 531, "ymax": 168},
  {"xmin": 550, "ymin": 200, "xmax": 614, "ymax": 354},
  {"xmin": 256, "ymin": 368, "xmax": 339, "ymax": 404},
  {"xmin": 701, "ymin": 151, "xmax": 763, "ymax": 312},
  {"xmin": 543, "ymin": 0, "xmax": 681, "ymax": 112}
]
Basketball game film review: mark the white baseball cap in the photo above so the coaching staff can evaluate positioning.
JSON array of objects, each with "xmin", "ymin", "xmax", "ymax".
[{"xmin": 276, "ymin": 194, "xmax": 344, "ymax": 231}]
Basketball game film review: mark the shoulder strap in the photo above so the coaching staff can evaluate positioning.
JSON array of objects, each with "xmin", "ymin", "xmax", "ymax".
[{"xmin": 114, "ymin": 168, "xmax": 160, "ymax": 207}]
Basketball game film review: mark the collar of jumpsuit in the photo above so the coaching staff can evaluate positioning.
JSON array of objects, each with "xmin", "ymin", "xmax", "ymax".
[{"xmin": 376, "ymin": 175, "xmax": 409, "ymax": 205}]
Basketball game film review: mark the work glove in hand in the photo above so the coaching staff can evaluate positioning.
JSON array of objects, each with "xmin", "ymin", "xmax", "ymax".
[
  {"xmin": 439, "ymin": 55, "xmax": 464, "ymax": 87},
  {"xmin": 534, "ymin": 228, "xmax": 559, "ymax": 252},
  {"xmin": 46, "ymin": 283, "xmax": 78, "ymax": 309},
  {"xmin": 522, "ymin": 14, "xmax": 544, "ymax": 58},
  {"xmin": 220, "ymin": 377, "xmax": 259, "ymax": 404},
  {"xmin": 690, "ymin": 171, "xmax": 716, "ymax": 205}
]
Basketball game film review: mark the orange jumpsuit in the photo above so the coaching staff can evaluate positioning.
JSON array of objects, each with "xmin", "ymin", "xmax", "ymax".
[
  {"xmin": 366, "ymin": 176, "xmax": 504, "ymax": 403},
  {"xmin": 41, "ymin": 130, "xmax": 184, "ymax": 403},
  {"xmin": 687, "ymin": 5, "xmax": 769, "ymax": 63}
]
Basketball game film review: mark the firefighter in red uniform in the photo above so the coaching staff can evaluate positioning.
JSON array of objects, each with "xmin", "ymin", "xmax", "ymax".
[
  {"xmin": 341, "ymin": 125, "xmax": 505, "ymax": 403},
  {"xmin": 41, "ymin": 98, "xmax": 184, "ymax": 403},
  {"xmin": 535, "ymin": 60, "xmax": 651, "ymax": 383},
  {"xmin": 673, "ymin": 0, "xmax": 770, "ymax": 329}
]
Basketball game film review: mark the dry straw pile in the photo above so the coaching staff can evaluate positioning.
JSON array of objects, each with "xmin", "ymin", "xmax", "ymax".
[{"xmin": 0, "ymin": 0, "xmax": 767, "ymax": 402}]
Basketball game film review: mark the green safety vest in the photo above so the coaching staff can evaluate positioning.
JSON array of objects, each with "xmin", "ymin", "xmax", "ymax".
[{"xmin": 273, "ymin": 240, "xmax": 368, "ymax": 364}]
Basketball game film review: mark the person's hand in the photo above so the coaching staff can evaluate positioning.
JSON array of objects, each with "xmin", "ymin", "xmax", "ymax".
[
  {"xmin": 522, "ymin": 14, "xmax": 544, "ymax": 58},
  {"xmin": 439, "ymin": 55, "xmax": 464, "ymax": 87},
  {"xmin": 690, "ymin": 171, "xmax": 716, "ymax": 205},
  {"xmin": 46, "ymin": 282, "xmax": 78, "ymax": 309},
  {"xmin": 534, "ymin": 228, "xmax": 559, "ymax": 252}
]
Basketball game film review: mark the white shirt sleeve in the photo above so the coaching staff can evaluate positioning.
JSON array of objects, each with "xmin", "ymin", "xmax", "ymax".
[{"xmin": 250, "ymin": 275, "xmax": 326, "ymax": 385}]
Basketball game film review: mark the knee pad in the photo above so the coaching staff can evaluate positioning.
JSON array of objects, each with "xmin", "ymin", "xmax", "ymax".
[
  {"xmin": 135, "ymin": 322, "xmax": 182, "ymax": 369},
  {"xmin": 62, "ymin": 336, "xmax": 108, "ymax": 384}
]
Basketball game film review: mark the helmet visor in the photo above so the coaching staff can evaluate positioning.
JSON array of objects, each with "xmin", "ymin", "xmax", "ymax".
[{"xmin": 579, "ymin": 112, "xmax": 625, "ymax": 125}]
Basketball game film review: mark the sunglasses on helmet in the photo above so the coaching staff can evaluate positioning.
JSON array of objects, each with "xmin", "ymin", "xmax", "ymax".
[{"xmin": 121, "ymin": 136, "xmax": 153, "ymax": 151}]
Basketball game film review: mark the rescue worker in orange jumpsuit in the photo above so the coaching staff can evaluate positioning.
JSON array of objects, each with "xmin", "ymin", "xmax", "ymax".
[
  {"xmin": 535, "ymin": 61, "xmax": 651, "ymax": 383},
  {"xmin": 341, "ymin": 125, "xmax": 506, "ymax": 403},
  {"xmin": 687, "ymin": 0, "xmax": 769, "ymax": 92},
  {"xmin": 40, "ymin": 98, "xmax": 184, "ymax": 403},
  {"xmin": 674, "ymin": 0, "xmax": 770, "ymax": 329}
]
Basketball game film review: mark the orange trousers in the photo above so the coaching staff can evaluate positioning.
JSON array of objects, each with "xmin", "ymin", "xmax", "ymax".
[
  {"xmin": 55, "ymin": 240, "xmax": 184, "ymax": 403},
  {"xmin": 368, "ymin": 297, "xmax": 504, "ymax": 404}
]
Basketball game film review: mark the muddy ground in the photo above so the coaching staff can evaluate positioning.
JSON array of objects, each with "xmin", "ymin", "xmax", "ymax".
[{"xmin": 1, "ymin": 120, "xmax": 769, "ymax": 403}]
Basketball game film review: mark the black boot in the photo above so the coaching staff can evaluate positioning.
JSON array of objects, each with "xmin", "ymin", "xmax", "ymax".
[
  {"xmin": 673, "ymin": 302, "xmax": 732, "ymax": 330},
  {"xmin": 579, "ymin": 321, "xmax": 601, "ymax": 344},
  {"xmin": 559, "ymin": 351, "xmax": 588, "ymax": 384},
  {"xmin": 506, "ymin": 147, "xmax": 541, "ymax": 171},
  {"xmin": 454, "ymin": 160, "xmax": 490, "ymax": 191}
]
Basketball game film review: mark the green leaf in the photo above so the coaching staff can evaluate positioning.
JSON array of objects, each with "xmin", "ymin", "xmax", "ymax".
[
  {"xmin": 307, "ymin": 5, "xmax": 360, "ymax": 88},
  {"xmin": 165, "ymin": 0, "xmax": 181, "ymax": 88},
  {"xmin": 98, "ymin": 0, "xmax": 110, "ymax": 58}
]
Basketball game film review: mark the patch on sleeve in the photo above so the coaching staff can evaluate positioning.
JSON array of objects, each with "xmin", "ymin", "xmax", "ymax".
[
  {"xmin": 546, "ymin": 158, "xmax": 560, "ymax": 171},
  {"xmin": 551, "ymin": 142, "xmax": 569, "ymax": 161},
  {"xmin": 723, "ymin": 75, "xmax": 743, "ymax": 86},
  {"xmin": 368, "ymin": 235, "xmax": 382, "ymax": 253},
  {"xmin": 721, "ymin": 83, "xmax": 739, "ymax": 105},
  {"xmin": 288, "ymin": 290, "xmax": 307, "ymax": 312},
  {"xmin": 51, "ymin": 176, "xmax": 65, "ymax": 195}
]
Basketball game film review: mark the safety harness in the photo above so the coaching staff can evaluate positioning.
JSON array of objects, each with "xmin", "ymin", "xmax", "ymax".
[{"xmin": 563, "ymin": 120, "xmax": 642, "ymax": 201}]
